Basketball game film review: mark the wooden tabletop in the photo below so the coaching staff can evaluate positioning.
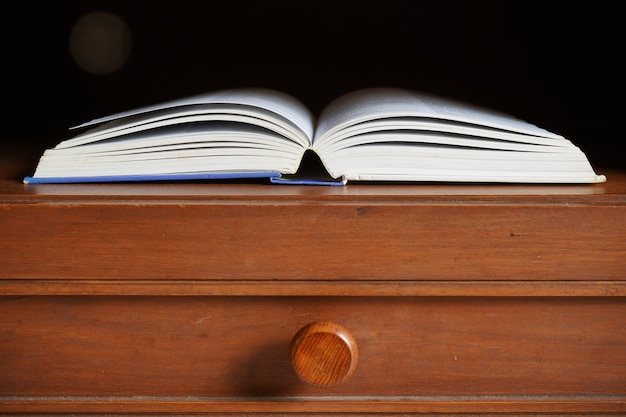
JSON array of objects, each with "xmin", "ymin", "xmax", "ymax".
[{"xmin": 2, "ymin": 145, "xmax": 626, "ymax": 205}]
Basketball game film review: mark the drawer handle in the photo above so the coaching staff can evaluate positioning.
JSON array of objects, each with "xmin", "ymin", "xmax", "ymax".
[{"xmin": 289, "ymin": 321, "xmax": 358, "ymax": 387}]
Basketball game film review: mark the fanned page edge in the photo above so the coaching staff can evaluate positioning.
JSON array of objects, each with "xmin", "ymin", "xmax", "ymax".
[
  {"xmin": 313, "ymin": 88, "xmax": 565, "ymax": 144},
  {"xmin": 71, "ymin": 88, "xmax": 316, "ymax": 144}
]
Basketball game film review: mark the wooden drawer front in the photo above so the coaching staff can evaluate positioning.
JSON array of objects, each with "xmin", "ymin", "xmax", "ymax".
[
  {"xmin": 2, "ymin": 295, "xmax": 625, "ymax": 400},
  {"xmin": 2, "ymin": 203, "xmax": 625, "ymax": 281}
]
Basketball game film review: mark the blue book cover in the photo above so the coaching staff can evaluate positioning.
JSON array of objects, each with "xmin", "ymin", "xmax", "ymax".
[
  {"xmin": 23, "ymin": 172, "xmax": 281, "ymax": 184},
  {"xmin": 24, "ymin": 171, "xmax": 347, "ymax": 186}
]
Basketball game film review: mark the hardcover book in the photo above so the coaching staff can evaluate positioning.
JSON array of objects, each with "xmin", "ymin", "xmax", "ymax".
[{"xmin": 24, "ymin": 88, "xmax": 605, "ymax": 185}]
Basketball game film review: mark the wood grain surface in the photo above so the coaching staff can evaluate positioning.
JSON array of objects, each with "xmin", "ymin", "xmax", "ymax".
[
  {"xmin": 1, "ymin": 296, "xmax": 625, "ymax": 413},
  {"xmin": 1, "ymin": 147, "xmax": 625, "ymax": 414}
]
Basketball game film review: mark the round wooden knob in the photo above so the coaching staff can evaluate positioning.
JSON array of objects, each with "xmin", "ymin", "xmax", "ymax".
[{"xmin": 289, "ymin": 321, "xmax": 358, "ymax": 387}]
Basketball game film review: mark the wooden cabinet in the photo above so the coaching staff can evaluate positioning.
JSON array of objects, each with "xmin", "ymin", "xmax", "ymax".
[{"xmin": 1, "ymin": 147, "xmax": 625, "ymax": 415}]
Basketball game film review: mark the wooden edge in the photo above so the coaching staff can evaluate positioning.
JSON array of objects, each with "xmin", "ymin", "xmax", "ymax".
[
  {"xmin": 1, "ymin": 280, "xmax": 625, "ymax": 296},
  {"xmin": 1, "ymin": 395, "xmax": 624, "ymax": 414}
]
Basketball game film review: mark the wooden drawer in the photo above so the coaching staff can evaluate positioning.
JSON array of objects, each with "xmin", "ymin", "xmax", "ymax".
[
  {"xmin": 2, "ymin": 149, "xmax": 625, "ymax": 414},
  {"xmin": 1, "ymin": 295, "xmax": 625, "ymax": 414}
]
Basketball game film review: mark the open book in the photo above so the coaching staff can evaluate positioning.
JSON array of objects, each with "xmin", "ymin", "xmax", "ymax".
[{"xmin": 24, "ymin": 88, "xmax": 605, "ymax": 185}]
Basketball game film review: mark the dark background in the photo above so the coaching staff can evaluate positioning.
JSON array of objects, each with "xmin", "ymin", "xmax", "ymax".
[{"xmin": 3, "ymin": 0, "xmax": 624, "ymax": 169}]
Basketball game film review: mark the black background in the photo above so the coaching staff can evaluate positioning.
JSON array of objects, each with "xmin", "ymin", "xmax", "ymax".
[{"xmin": 3, "ymin": 0, "xmax": 624, "ymax": 169}]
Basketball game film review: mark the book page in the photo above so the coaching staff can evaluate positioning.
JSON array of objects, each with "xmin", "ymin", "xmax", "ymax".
[
  {"xmin": 322, "ymin": 143, "xmax": 605, "ymax": 184},
  {"xmin": 73, "ymin": 88, "xmax": 316, "ymax": 144},
  {"xmin": 313, "ymin": 88, "xmax": 563, "ymax": 144},
  {"xmin": 58, "ymin": 108, "xmax": 308, "ymax": 149}
]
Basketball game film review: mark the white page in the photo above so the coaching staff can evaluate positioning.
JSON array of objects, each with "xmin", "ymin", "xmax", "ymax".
[
  {"xmin": 313, "ymin": 88, "xmax": 563, "ymax": 145},
  {"xmin": 314, "ymin": 119, "xmax": 571, "ymax": 156},
  {"xmin": 72, "ymin": 88, "xmax": 316, "ymax": 144},
  {"xmin": 34, "ymin": 148, "xmax": 300, "ymax": 178},
  {"xmin": 321, "ymin": 145, "xmax": 605, "ymax": 183},
  {"xmin": 59, "ymin": 111, "xmax": 308, "ymax": 149},
  {"xmin": 51, "ymin": 124, "xmax": 305, "ymax": 156},
  {"xmin": 320, "ymin": 131, "xmax": 572, "ymax": 154}
]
